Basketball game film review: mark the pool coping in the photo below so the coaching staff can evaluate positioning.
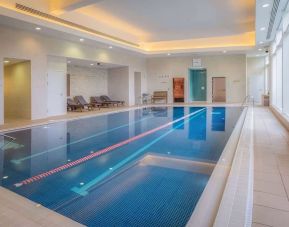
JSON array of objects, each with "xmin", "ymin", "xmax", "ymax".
[
  {"xmin": 0, "ymin": 103, "xmax": 244, "ymax": 134},
  {"xmin": 186, "ymin": 106, "xmax": 253, "ymax": 227},
  {"xmin": 0, "ymin": 104, "xmax": 248, "ymax": 226}
]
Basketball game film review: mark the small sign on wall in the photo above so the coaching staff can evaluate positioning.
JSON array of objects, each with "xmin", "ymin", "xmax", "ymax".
[{"xmin": 192, "ymin": 58, "xmax": 202, "ymax": 68}]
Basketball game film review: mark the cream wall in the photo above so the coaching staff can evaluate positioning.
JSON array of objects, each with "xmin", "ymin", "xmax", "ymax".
[
  {"xmin": 68, "ymin": 65, "xmax": 108, "ymax": 101},
  {"xmin": 0, "ymin": 25, "xmax": 147, "ymax": 125},
  {"xmin": 247, "ymin": 57, "xmax": 266, "ymax": 104},
  {"xmin": 146, "ymin": 55, "xmax": 246, "ymax": 103},
  {"xmin": 4, "ymin": 61, "xmax": 31, "ymax": 120},
  {"xmin": 108, "ymin": 67, "xmax": 129, "ymax": 104}
]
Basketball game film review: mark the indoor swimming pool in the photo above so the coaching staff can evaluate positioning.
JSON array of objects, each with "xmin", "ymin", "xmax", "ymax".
[{"xmin": 0, "ymin": 106, "xmax": 243, "ymax": 226}]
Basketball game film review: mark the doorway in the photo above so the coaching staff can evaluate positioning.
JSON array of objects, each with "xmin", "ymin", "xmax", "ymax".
[
  {"xmin": 212, "ymin": 77, "xmax": 226, "ymax": 102},
  {"xmin": 173, "ymin": 78, "xmax": 184, "ymax": 102},
  {"xmin": 189, "ymin": 69, "xmax": 207, "ymax": 102},
  {"xmin": 134, "ymin": 72, "xmax": 141, "ymax": 105},
  {"xmin": 4, "ymin": 58, "xmax": 31, "ymax": 123}
]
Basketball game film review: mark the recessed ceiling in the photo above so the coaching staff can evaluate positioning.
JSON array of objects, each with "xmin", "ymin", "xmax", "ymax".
[{"xmin": 0, "ymin": 0, "xmax": 257, "ymax": 53}]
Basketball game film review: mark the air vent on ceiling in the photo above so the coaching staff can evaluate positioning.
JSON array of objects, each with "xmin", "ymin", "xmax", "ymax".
[
  {"xmin": 267, "ymin": 0, "xmax": 280, "ymax": 39},
  {"xmin": 15, "ymin": 3, "xmax": 139, "ymax": 47}
]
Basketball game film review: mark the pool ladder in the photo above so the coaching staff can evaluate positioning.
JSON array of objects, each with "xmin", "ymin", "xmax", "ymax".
[
  {"xmin": 0, "ymin": 134, "xmax": 16, "ymax": 150},
  {"xmin": 241, "ymin": 95, "xmax": 255, "ymax": 107}
]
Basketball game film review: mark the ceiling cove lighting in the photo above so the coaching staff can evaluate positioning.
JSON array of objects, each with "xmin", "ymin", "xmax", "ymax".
[
  {"xmin": 262, "ymin": 3, "xmax": 270, "ymax": 8},
  {"xmin": 260, "ymin": 27, "xmax": 266, "ymax": 31},
  {"xmin": 15, "ymin": 4, "xmax": 139, "ymax": 48}
]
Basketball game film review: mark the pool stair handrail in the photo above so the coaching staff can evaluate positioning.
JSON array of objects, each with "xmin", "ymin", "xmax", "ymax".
[{"xmin": 0, "ymin": 134, "xmax": 16, "ymax": 150}]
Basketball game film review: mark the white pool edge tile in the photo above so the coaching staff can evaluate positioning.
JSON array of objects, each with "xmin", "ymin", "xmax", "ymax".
[{"xmin": 186, "ymin": 107, "xmax": 249, "ymax": 227}]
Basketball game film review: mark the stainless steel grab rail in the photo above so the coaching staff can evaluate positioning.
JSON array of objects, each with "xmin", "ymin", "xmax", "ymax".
[{"xmin": 0, "ymin": 134, "xmax": 16, "ymax": 150}]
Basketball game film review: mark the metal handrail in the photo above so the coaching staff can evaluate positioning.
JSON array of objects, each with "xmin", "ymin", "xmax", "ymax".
[
  {"xmin": 241, "ymin": 95, "xmax": 255, "ymax": 107},
  {"xmin": 0, "ymin": 134, "xmax": 16, "ymax": 150}
]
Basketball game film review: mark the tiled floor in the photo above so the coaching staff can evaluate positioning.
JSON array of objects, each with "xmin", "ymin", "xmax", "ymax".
[{"xmin": 253, "ymin": 107, "xmax": 289, "ymax": 227}]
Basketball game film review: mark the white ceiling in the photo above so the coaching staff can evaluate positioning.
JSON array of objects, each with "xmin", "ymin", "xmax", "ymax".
[
  {"xmin": 0, "ymin": 0, "xmax": 255, "ymax": 43},
  {"xmin": 80, "ymin": 0, "xmax": 255, "ymax": 42}
]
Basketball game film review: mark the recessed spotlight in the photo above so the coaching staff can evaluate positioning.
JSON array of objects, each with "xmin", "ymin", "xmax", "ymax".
[
  {"xmin": 259, "ymin": 41, "xmax": 264, "ymax": 44},
  {"xmin": 80, "ymin": 38, "xmax": 84, "ymax": 42},
  {"xmin": 67, "ymin": 159, "xmax": 71, "ymax": 162},
  {"xmin": 90, "ymin": 63, "xmax": 94, "ymax": 66},
  {"xmin": 262, "ymin": 3, "xmax": 270, "ymax": 8},
  {"xmin": 67, "ymin": 60, "xmax": 71, "ymax": 64},
  {"xmin": 2, "ymin": 176, "xmax": 8, "ymax": 179},
  {"xmin": 35, "ymin": 27, "xmax": 41, "ymax": 31},
  {"xmin": 109, "ymin": 167, "xmax": 113, "ymax": 170},
  {"xmin": 167, "ymin": 53, "xmax": 171, "ymax": 56},
  {"xmin": 4, "ymin": 60, "xmax": 10, "ymax": 64},
  {"xmin": 260, "ymin": 27, "xmax": 266, "ymax": 31},
  {"xmin": 109, "ymin": 46, "xmax": 113, "ymax": 49},
  {"xmin": 223, "ymin": 50, "xmax": 227, "ymax": 53},
  {"xmin": 258, "ymin": 48, "xmax": 263, "ymax": 51},
  {"xmin": 80, "ymin": 182, "xmax": 84, "ymax": 186}
]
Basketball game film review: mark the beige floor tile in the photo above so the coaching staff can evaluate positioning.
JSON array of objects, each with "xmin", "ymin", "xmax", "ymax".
[
  {"xmin": 254, "ymin": 191, "xmax": 289, "ymax": 211},
  {"xmin": 254, "ymin": 171, "xmax": 283, "ymax": 184},
  {"xmin": 253, "ymin": 205, "xmax": 289, "ymax": 227},
  {"xmin": 254, "ymin": 178, "xmax": 287, "ymax": 197},
  {"xmin": 252, "ymin": 223, "xmax": 273, "ymax": 227}
]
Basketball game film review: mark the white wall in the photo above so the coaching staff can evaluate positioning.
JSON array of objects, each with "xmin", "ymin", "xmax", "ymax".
[
  {"xmin": 247, "ymin": 57, "xmax": 265, "ymax": 104},
  {"xmin": 108, "ymin": 67, "xmax": 129, "ymax": 105},
  {"xmin": 68, "ymin": 65, "xmax": 108, "ymax": 101},
  {"xmin": 0, "ymin": 25, "xmax": 147, "ymax": 124},
  {"xmin": 47, "ymin": 56, "xmax": 67, "ymax": 117},
  {"xmin": 146, "ymin": 55, "xmax": 246, "ymax": 103}
]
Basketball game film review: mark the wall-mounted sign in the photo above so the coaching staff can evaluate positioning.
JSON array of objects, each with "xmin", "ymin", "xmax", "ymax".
[{"xmin": 192, "ymin": 58, "xmax": 202, "ymax": 68}]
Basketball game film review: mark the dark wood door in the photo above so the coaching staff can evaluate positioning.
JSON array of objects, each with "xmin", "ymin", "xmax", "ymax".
[{"xmin": 173, "ymin": 78, "xmax": 184, "ymax": 102}]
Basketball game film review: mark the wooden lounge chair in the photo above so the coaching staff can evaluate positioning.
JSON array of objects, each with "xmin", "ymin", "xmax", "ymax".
[
  {"xmin": 74, "ymin": 96, "xmax": 94, "ymax": 111},
  {"xmin": 90, "ymin": 96, "xmax": 112, "ymax": 108},
  {"xmin": 100, "ymin": 95, "xmax": 125, "ymax": 106},
  {"xmin": 67, "ymin": 98, "xmax": 82, "ymax": 112}
]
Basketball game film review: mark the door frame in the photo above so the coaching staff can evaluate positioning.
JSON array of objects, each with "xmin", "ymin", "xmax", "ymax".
[{"xmin": 212, "ymin": 77, "xmax": 226, "ymax": 103}]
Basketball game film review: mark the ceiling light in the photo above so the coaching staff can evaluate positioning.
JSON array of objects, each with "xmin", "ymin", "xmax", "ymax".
[
  {"xmin": 67, "ymin": 61, "xmax": 71, "ymax": 64},
  {"xmin": 223, "ymin": 50, "xmax": 227, "ymax": 53},
  {"xmin": 80, "ymin": 182, "xmax": 84, "ymax": 186},
  {"xmin": 90, "ymin": 63, "xmax": 94, "ymax": 66},
  {"xmin": 259, "ymin": 41, "xmax": 264, "ymax": 44},
  {"xmin": 35, "ymin": 27, "xmax": 41, "ymax": 30},
  {"xmin": 258, "ymin": 48, "xmax": 263, "ymax": 51},
  {"xmin": 109, "ymin": 46, "xmax": 113, "ymax": 49},
  {"xmin": 256, "ymin": 54, "xmax": 260, "ymax": 57},
  {"xmin": 80, "ymin": 38, "xmax": 84, "ymax": 42},
  {"xmin": 2, "ymin": 176, "xmax": 8, "ymax": 179},
  {"xmin": 262, "ymin": 3, "xmax": 270, "ymax": 8},
  {"xmin": 167, "ymin": 53, "xmax": 171, "ymax": 56},
  {"xmin": 260, "ymin": 27, "xmax": 266, "ymax": 31},
  {"xmin": 4, "ymin": 60, "xmax": 10, "ymax": 64}
]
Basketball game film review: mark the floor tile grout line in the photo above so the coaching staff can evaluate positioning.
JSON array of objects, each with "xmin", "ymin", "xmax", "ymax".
[
  {"xmin": 252, "ymin": 221, "xmax": 273, "ymax": 227},
  {"xmin": 253, "ymin": 202, "xmax": 289, "ymax": 212}
]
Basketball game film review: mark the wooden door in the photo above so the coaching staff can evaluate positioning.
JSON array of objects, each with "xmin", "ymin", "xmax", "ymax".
[
  {"xmin": 212, "ymin": 77, "xmax": 226, "ymax": 102},
  {"xmin": 173, "ymin": 78, "xmax": 184, "ymax": 102}
]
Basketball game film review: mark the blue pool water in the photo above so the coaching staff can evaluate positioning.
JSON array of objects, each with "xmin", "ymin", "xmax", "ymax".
[{"xmin": 0, "ymin": 106, "xmax": 242, "ymax": 226}]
